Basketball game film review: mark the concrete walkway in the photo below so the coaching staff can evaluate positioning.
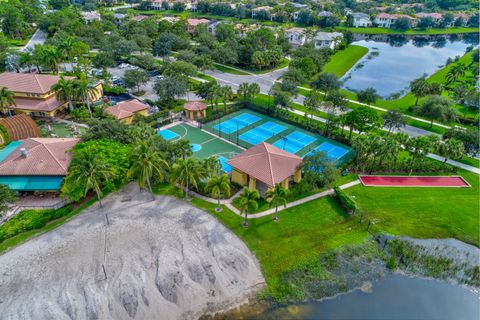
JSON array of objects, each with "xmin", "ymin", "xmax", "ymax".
[{"xmin": 191, "ymin": 179, "xmax": 362, "ymax": 219}]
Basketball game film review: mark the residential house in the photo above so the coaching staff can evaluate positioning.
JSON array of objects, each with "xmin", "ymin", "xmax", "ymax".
[
  {"xmin": 251, "ymin": 6, "xmax": 273, "ymax": 19},
  {"xmin": 0, "ymin": 114, "xmax": 40, "ymax": 145},
  {"xmin": 80, "ymin": 11, "xmax": 101, "ymax": 23},
  {"xmin": 132, "ymin": 15, "xmax": 149, "ymax": 22},
  {"xmin": 105, "ymin": 99, "xmax": 150, "ymax": 124},
  {"xmin": 207, "ymin": 21, "xmax": 222, "ymax": 35},
  {"xmin": 285, "ymin": 27, "xmax": 307, "ymax": 46},
  {"xmin": 352, "ymin": 12, "xmax": 372, "ymax": 27},
  {"xmin": 291, "ymin": 3, "xmax": 307, "ymax": 10},
  {"xmin": 228, "ymin": 142, "xmax": 303, "ymax": 194},
  {"xmin": 374, "ymin": 13, "xmax": 415, "ymax": 28},
  {"xmin": 313, "ymin": 32, "xmax": 343, "ymax": 50},
  {"xmin": 149, "ymin": 0, "xmax": 165, "ymax": 10},
  {"xmin": 0, "ymin": 72, "xmax": 103, "ymax": 118},
  {"xmin": 0, "ymin": 137, "xmax": 79, "ymax": 192},
  {"xmin": 187, "ymin": 18, "xmax": 210, "ymax": 33},
  {"xmin": 416, "ymin": 12, "xmax": 443, "ymax": 24},
  {"xmin": 318, "ymin": 11, "xmax": 334, "ymax": 17},
  {"xmin": 113, "ymin": 13, "xmax": 127, "ymax": 25}
]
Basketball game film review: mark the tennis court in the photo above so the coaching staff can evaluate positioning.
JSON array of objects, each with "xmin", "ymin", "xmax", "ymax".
[
  {"xmin": 239, "ymin": 121, "xmax": 287, "ymax": 145},
  {"xmin": 307, "ymin": 142, "xmax": 350, "ymax": 161},
  {"xmin": 213, "ymin": 113, "xmax": 261, "ymax": 134},
  {"xmin": 163, "ymin": 123, "xmax": 242, "ymax": 173},
  {"xmin": 272, "ymin": 131, "xmax": 316, "ymax": 154}
]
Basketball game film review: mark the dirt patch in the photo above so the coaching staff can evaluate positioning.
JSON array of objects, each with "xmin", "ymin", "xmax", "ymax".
[{"xmin": 0, "ymin": 183, "xmax": 265, "ymax": 319}]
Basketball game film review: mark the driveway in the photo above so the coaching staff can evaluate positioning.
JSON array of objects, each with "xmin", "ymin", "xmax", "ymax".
[{"xmin": 21, "ymin": 29, "xmax": 47, "ymax": 52}]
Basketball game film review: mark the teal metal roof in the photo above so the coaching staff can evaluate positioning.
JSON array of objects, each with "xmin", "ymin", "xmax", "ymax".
[
  {"xmin": 0, "ymin": 176, "xmax": 64, "ymax": 191},
  {"xmin": 0, "ymin": 141, "xmax": 23, "ymax": 162}
]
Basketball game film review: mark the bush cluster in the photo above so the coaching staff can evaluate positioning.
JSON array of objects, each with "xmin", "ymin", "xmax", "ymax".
[{"xmin": 333, "ymin": 186, "xmax": 357, "ymax": 214}]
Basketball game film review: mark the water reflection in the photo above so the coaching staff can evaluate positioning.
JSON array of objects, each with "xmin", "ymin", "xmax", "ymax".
[
  {"xmin": 342, "ymin": 34, "xmax": 477, "ymax": 98},
  {"xmin": 254, "ymin": 274, "xmax": 480, "ymax": 320}
]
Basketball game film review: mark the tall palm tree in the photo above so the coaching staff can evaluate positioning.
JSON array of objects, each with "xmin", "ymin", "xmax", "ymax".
[
  {"xmin": 265, "ymin": 184, "xmax": 289, "ymax": 221},
  {"xmin": 304, "ymin": 90, "xmax": 323, "ymax": 126},
  {"xmin": 446, "ymin": 63, "xmax": 467, "ymax": 86},
  {"xmin": 220, "ymin": 85, "xmax": 233, "ymax": 114},
  {"xmin": 74, "ymin": 75, "xmax": 100, "ymax": 117},
  {"xmin": 42, "ymin": 45, "xmax": 63, "ymax": 74},
  {"xmin": 211, "ymin": 83, "xmax": 222, "ymax": 115},
  {"xmin": 52, "ymin": 76, "xmax": 76, "ymax": 111},
  {"xmin": 171, "ymin": 158, "xmax": 205, "ymax": 200},
  {"xmin": 238, "ymin": 188, "xmax": 259, "ymax": 228},
  {"xmin": 65, "ymin": 150, "xmax": 115, "ymax": 207},
  {"xmin": 128, "ymin": 139, "xmax": 169, "ymax": 200},
  {"xmin": 0, "ymin": 87, "xmax": 16, "ymax": 115},
  {"xmin": 206, "ymin": 174, "xmax": 231, "ymax": 212},
  {"xmin": 203, "ymin": 156, "xmax": 221, "ymax": 178}
]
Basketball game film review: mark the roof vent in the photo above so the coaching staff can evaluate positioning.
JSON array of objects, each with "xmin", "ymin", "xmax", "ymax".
[{"xmin": 20, "ymin": 148, "xmax": 28, "ymax": 158}]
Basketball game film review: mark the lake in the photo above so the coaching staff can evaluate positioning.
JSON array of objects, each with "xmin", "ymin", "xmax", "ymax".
[
  {"xmin": 341, "ymin": 34, "xmax": 479, "ymax": 98},
  {"xmin": 253, "ymin": 274, "xmax": 480, "ymax": 319}
]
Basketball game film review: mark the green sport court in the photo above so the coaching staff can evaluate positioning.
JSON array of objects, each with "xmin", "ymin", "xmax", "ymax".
[
  {"xmin": 203, "ymin": 109, "xmax": 353, "ymax": 162},
  {"xmin": 158, "ymin": 123, "xmax": 243, "ymax": 173}
]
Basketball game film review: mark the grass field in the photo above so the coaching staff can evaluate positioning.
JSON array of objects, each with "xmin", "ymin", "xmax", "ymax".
[
  {"xmin": 191, "ymin": 167, "xmax": 479, "ymax": 299},
  {"xmin": 213, "ymin": 63, "xmax": 250, "ymax": 75},
  {"xmin": 323, "ymin": 45, "xmax": 369, "ymax": 78}
]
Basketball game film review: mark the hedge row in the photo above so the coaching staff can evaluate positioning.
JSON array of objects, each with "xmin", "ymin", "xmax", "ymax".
[
  {"xmin": 0, "ymin": 207, "xmax": 72, "ymax": 243},
  {"xmin": 334, "ymin": 186, "xmax": 358, "ymax": 214}
]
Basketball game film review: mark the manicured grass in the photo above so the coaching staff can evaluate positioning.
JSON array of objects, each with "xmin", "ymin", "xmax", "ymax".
[
  {"xmin": 346, "ymin": 169, "xmax": 479, "ymax": 246},
  {"xmin": 339, "ymin": 27, "xmax": 479, "ymax": 35},
  {"xmin": 323, "ymin": 45, "xmax": 369, "ymax": 78},
  {"xmin": 196, "ymin": 72, "xmax": 216, "ymax": 82},
  {"xmin": 456, "ymin": 155, "xmax": 480, "ymax": 168}
]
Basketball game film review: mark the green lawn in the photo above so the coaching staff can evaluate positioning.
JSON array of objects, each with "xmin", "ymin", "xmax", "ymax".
[
  {"xmin": 213, "ymin": 63, "xmax": 250, "ymax": 75},
  {"xmin": 456, "ymin": 156, "xmax": 480, "ymax": 168},
  {"xmin": 346, "ymin": 169, "xmax": 479, "ymax": 246},
  {"xmin": 323, "ymin": 45, "xmax": 369, "ymax": 78}
]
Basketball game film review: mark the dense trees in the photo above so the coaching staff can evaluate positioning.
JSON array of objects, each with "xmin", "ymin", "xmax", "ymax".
[
  {"xmin": 123, "ymin": 69, "xmax": 149, "ymax": 94},
  {"xmin": 415, "ymin": 95, "xmax": 458, "ymax": 127},
  {"xmin": 382, "ymin": 109, "xmax": 407, "ymax": 134},
  {"xmin": 342, "ymin": 106, "xmax": 383, "ymax": 139},
  {"xmin": 0, "ymin": 185, "xmax": 16, "ymax": 218}
]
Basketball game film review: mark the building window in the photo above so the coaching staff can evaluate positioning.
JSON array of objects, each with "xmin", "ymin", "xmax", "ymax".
[
  {"xmin": 39, "ymin": 112, "xmax": 46, "ymax": 117},
  {"xmin": 30, "ymin": 112, "xmax": 35, "ymax": 117}
]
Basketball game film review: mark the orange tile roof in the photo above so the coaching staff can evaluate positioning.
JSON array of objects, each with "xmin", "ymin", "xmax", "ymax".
[
  {"xmin": 187, "ymin": 18, "xmax": 210, "ymax": 26},
  {"xmin": 11, "ymin": 96, "xmax": 65, "ymax": 112},
  {"xmin": 106, "ymin": 99, "xmax": 149, "ymax": 120},
  {"xmin": 0, "ymin": 138, "xmax": 79, "ymax": 176},
  {"xmin": 227, "ymin": 142, "xmax": 303, "ymax": 187},
  {"xmin": 0, "ymin": 72, "xmax": 74, "ymax": 94},
  {"xmin": 184, "ymin": 101, "xmax": 207, "ymax": 111},
  {"xmin": 0, "ymin": 114, "xmax": 40, "ymax": 141}
]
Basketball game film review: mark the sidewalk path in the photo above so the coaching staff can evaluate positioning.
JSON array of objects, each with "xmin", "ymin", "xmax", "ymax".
[
  {"xmin": 21, "ymin": 29, "xmax": 47, "ymax": 52},
  {"xmin": 427, "ymin": 153, "xmax": 480, "ymax": 174}
]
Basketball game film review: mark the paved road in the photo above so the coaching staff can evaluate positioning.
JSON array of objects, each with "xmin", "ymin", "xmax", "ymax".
[
  {"xmin": 21, "ymin": 29, "xmax": 47, "ymax": 52},
  {"xmin": 206, "ymin": 67, "xmax": 439, "ymax": 138}
]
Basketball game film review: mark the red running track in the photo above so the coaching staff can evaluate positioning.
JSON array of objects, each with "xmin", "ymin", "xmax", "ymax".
[{"xmin": 359, "ymin": 175, "xmax": 470, "ymax": 187}]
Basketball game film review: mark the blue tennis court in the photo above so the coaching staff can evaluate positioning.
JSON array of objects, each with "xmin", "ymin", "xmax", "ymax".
[
  {"xmin": 239, "ymin": 121, "xmax": 287, "ymax": 145},
  {"xmin": 217, "ymin": 156, "xmax": 233, "ymax": 173},
  {"xmin": 158, "ymin": 129, "xmax": 179, "ymax": 141},
  {"xmin": 308, "ymin": 142, "xmax": 349, "ymax": 160},
  {"xmin": 213, "ymin": 113, "xmax": 261, "ymax": 134},
  {"xmin": 273, "ymin": 131, "xmax": 316, "ymax": 154}
]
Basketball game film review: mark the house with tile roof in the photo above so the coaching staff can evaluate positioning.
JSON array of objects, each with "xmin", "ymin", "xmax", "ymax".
[
  {"xmin": 285, "ymin": 27, "xmax": 307, "ymax": 46},
  {"xmin": 0, "ymin": 114, "xmax": 40, "ymax": 145},
  {"xmin": 0, "ymin": 137, "xmax": 79, "ymax": 191},
  {"xmin": 0, "ymin": 72, "xmax": 103, "ymax": 118},
  {"xmin": 227, "ymin": 142, "xmax": 303, "ymax": 193},
  {"xmin": 105, "ymin": 99, "xmax": 150, "ymax": 124},
  {"xmin": 187, "ymin": 18, "xmax": 210, "ymax": 33}
]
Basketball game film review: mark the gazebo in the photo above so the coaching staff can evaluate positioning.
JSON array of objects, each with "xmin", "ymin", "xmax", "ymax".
[
  {"xmin": 184, "ymin": 101, "xmax": 207, "ymax": 120},
  {"xmin": 227, "ymin": 142, "xmax": 303, "ymax": 193}
]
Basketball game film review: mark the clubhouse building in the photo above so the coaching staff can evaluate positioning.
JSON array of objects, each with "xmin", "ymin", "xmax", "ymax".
[
  {"xmin": 0, "ymin": 72, "xmax": 102, "ymax": 118},
  {"xmin": 0, "ymin": 137, "xmax": 79, "ymax": 192},
  {"xmin": 106, "ymin": 99, "xmax": 150, "ymax": 124},
  {"xmin": 228, "ymin": 142, "xmax": 303, "ymax": 193}
]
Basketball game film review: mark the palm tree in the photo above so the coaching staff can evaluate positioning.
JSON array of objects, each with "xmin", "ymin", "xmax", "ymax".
[
  {"xmin": 0, "ymin": 87, "xmax": 16, "ymax": 115},
  {"xmin": 171, "ymin": 158, "xmax": 205, "ymax": 200},
  {"xmin": 211, "ymin": 83, "xmax": 222, "ymax": 115},
  {"xmin": 439, "ymin": 138, "xmax": 465, "ymax": 163},
  {"xmin": 65, "ymin": 150, "xmax": 115, "ymax": 207},
  {"xmin": 206, "ymin": 174, "xmax": 231, "ymax": 212},
  {"xmin": 41, "ymin": 45, "xmax": 63, "ymax": 74},
  {"xmin": 220, "ymin": 85, "xmax": 233, "ymax": 114},
  {"xmin": 203, "ymin": 156, "xmax": 221, "ymax": 178},
  {"xmin": 237, "ymin": 188, "xmax": 259, "ymax": 228},
  {"xmin": 74, "ymin": 75, "xmax": 100, "ymax": 117},
  {"xmin": 173, "ymin": 139, "xmax": 193, "ymax": 160},
  {"xmin": 446, "ymin": 63, "xmax": 467, "ymax": 86},
  {"xmin": 304, "ymin": 90, "xmax": 322, "ymax": 126},
  {"xmin": 128, "ymin": 139, "xmax": 169, "ymax": 200},
  {"xmin": 52, "ymin": 76, "xmax": 76, "ymax": 111},
  {"xmin": 265, "ymin": 184, "xmax": 289, "ymax": 221}
]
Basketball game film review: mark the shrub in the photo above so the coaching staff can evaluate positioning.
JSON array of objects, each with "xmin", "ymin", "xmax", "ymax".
[
  {"xmin": 333, "ymin": 186, "xmax": 357, "ymax": 214},
  {"xmin": 0, "ymin": 207, "xmax": 72, "ymax": 243}
]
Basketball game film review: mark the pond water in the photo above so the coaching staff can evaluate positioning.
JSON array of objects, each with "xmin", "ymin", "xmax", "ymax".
[
  {"xmin": 253, "ymin": 274, "xmax": 479, "ymax": 320},
  {"xmin": 342, "ymin": 34, "xmax": 479, "ymax": 98}
]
